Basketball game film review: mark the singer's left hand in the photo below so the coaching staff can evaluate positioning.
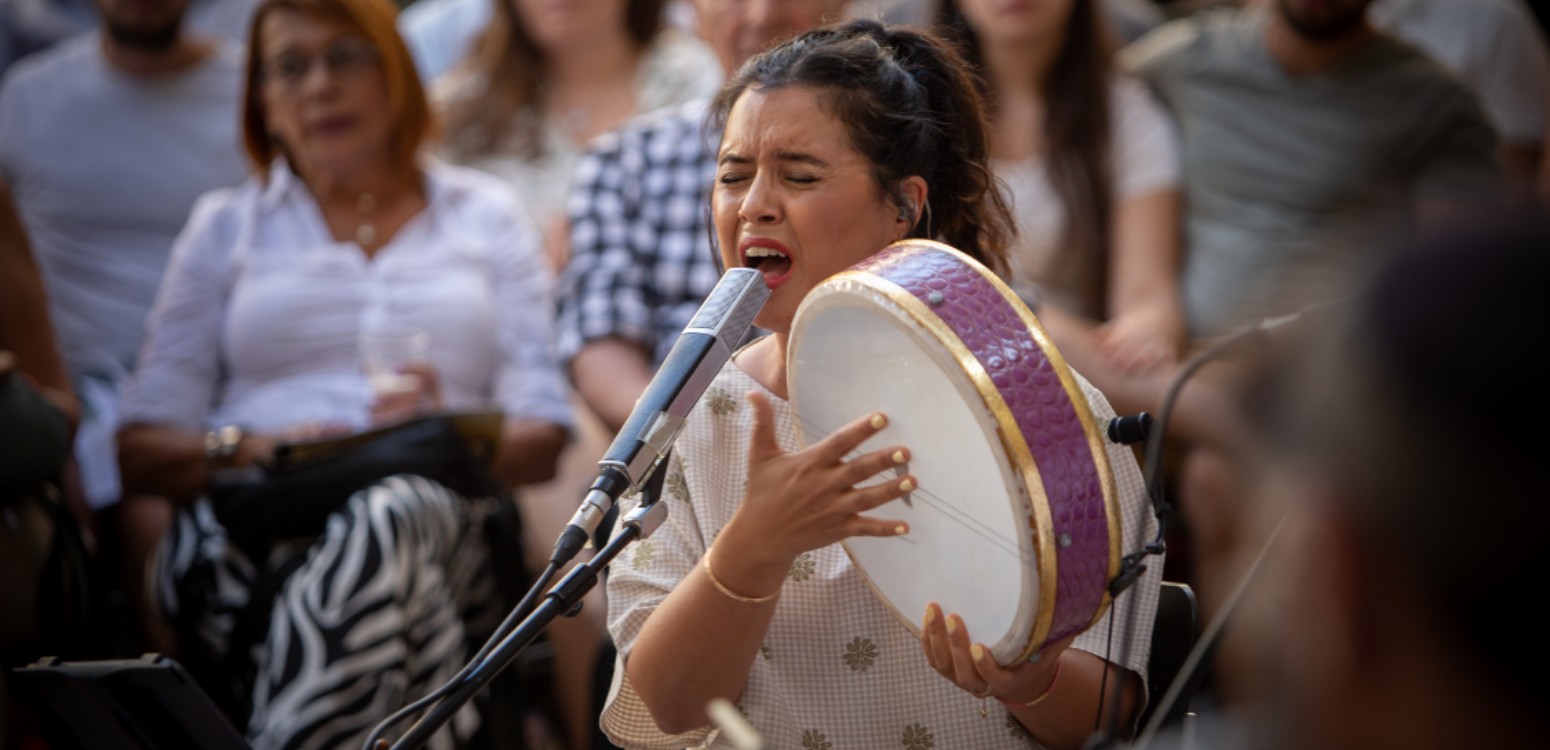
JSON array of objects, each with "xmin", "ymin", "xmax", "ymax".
[{"xmin": 920, "ymin": 601, "xmax": 1073, "ymax": 704}]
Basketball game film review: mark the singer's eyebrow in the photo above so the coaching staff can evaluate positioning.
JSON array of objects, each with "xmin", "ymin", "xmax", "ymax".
[{"xmin": 717, "ymin": 150, "xmax": 830, "ymax": 168}]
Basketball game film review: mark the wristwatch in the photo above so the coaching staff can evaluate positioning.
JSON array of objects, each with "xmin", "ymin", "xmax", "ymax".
[{"xmin": 203, "ymin": 425, "xmax": 244, "ymax": 466}]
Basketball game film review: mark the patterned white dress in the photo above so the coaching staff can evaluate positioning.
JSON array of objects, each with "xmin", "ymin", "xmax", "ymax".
[{"xmin": 602, "ymin": 361, "xmax": 1162, "ymax": 749}]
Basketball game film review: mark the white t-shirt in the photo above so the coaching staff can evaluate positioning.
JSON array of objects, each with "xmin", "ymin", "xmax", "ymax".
[
  {"xmin": 1372, "ymin": 0, "xmax": 1549, "ymax": 145},
  {"xmin": 995, "ymin": 76, "xmax": 1179, "ymax": 308},
  {"xmin": 602, "ymin": 362, "xmax": 1162, "ymax": 750},
  {"xmin": 120, "ymin": 160, "xmax": 574, "ymax": 435},
  {"xmin": 0, "ymin": 32, "xmax": 247, "ymax": 379}
]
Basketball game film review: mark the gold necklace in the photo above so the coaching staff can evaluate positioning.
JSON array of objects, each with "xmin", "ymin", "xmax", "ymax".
[{"xmin": 355, "ymin": 192, "xmax": 378, "ymax": 247}]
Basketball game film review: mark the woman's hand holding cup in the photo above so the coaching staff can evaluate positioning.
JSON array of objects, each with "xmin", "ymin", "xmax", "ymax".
[{"xmin": 359, "ymin": 327, "xmax": 441, "ymax": 425}]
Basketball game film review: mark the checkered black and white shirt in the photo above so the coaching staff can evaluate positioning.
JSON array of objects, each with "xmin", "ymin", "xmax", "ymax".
[{"xmin": 557, "ymin": 100, "xmax": 724, "ymax": 367}]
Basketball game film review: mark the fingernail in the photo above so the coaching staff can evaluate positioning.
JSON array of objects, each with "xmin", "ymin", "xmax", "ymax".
[
  {"xmin": 971, "ymin": 644, "xmax": 985, "ymax": 661},
  {"xmin": 892, "ymin": 450, "xmax": 907, "ymax": 464},
  {"xmin": 871, "ymin": 413, "xmax": 887, "ymax": 429},
  {"xmin": 898, "ymin": 478, "xmax": 915, "ymax": 492},
  {"xmin": 946, "ymin": 615, "xmax": 958, "ymax": 635},
  {"xmin": 894, "ymin": 524, "xmax": 908, "ymax": 535},
  {"xmin": 923, "ymin": 606, "xmax": 935, "ymax": 627}
]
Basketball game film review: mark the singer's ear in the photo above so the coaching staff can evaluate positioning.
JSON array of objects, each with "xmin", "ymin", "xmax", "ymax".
[{"xmin": 896, "ymin": 176, "xmax": 928, "ymax": 237}]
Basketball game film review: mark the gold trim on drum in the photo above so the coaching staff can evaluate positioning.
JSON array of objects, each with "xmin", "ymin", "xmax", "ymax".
[
  {"xmin": 815, "ymin": 262, "xmax": 1061, "ymax": 664},
  {"xmin": 895, "ymin": 239, "xmax": 1125, "ymax": 628}
]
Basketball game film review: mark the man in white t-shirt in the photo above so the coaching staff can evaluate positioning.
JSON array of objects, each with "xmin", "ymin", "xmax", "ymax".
[{"xmin": 0, "ymin": 0, "xmax": 246, "ymax": 645}]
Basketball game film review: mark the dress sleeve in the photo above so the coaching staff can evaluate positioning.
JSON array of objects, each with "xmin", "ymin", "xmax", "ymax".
[
  {"xmin": 484, "ymin": 194, "xmax": 575, "ymax": 429},
  {"xmin": 119, "ymin": 189, "xmax": 242, "ymax": 429},
  {"xmin": 601, "ymin": 451, "xmax": 719, "ymax": 750},
  {"xmin": 1067, "ymin": 374, "xmax": 1163, "ymax": 704},
  {"xmin": 555, "ymin": 128, "xmax": 657, "ymax": 366}
]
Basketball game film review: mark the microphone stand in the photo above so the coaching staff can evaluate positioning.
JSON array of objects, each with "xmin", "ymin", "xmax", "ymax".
[
  {"xmin": 384, "ymin": 499, "xmax": 669, "ymax": 750},
  {"xmin": 1083, "ymin": 310, "xmax": 1301, "ymax": 750}
]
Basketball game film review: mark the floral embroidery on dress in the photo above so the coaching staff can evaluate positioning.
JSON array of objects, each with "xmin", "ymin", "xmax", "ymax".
[
  {"xmin": 631, "ymin": 540, "xmax": 655, "ymax": 571},
  {"xmin": 843, "ymin": 636, "xmax": 878, "ymax": 672},
  {"xmin": 759, "ymin": 645, "xmax": 773, "ymax": 661},
  {"xmin": 801, "ymin": 729, "xmax": 833, "ymax": 750},
  {"xmin": 706, "ymin": 387, "xmax": 738, "ymax": 416},
  {"xmin": 902, "ymin": 723, "xmax": 935, "ymax": 749},
  {"xmin": 789, "ymin": 552, "xmax": 816, "ymax": 581},
  {"xmin": 666, "ymin": 468, "xmax": 689, "ymax": 503}
]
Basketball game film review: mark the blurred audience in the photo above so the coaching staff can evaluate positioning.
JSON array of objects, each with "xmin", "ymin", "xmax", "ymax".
[
  {"xmin": 557, "ymin": 0, "xmax": 852, "ymax": 435},
  {"xmin": 436, "ymin": 0, "xmax": 719, "ymax": 269},
  {"xmin": 1126, "ymin": 0, "xmax": 1502, "ymax": 338},
  {"xmin": 434, "ymin": 1, "xmax": 717, "ymax": 745},
  {"xmin": 1, "ymin": 184, "xmax": 84, "ymax": 749},
  {"xmin": 1191, "ymin": 214, "xmax": 1550, "ymax": 750},
  {"xmin": 398, "ymin": 0, "xmax": 489, "ymax": 81},
  {"xmin": 0, "ymin": 0, "xmax": 247, "ymax": 654},
  {"xmin": 113, "ymin": 0, "xmax": 570, "ymax": 745},
  {"xmin": 867, "ymin": 0, "xmax": 1166, "ymax": 43},
  {"xmin": 0, "ymin": 0, "xmax": 257, "ymax": 77},
  {"xmin": 0, "ymin": 181, "xmax": 76, "ymax": 435},
  {"xmin": 940, "ymin": 0, "xmax": 1185, "ymax": 375},
  {"xmin": 1371, "ymin": 0, "xmax": 1548, "ymax": 193}
]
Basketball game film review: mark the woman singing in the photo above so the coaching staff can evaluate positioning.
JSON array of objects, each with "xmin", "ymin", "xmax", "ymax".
[{"xmin": 601, "ymin": 21, "xmax": 1161, "ymax": 750}]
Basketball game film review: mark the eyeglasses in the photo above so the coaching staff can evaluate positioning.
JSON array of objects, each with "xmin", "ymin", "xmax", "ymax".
[{"xmin": 260, "ymin": 37, "xmax": 380, "ymax": 90}]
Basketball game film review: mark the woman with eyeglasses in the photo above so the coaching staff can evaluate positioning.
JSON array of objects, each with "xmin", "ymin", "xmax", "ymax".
[{"xmin": 115, "ymin": 0, "xmax": 572, "ymax": 746}]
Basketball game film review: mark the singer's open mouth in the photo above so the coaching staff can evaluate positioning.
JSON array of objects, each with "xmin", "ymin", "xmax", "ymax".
[{"xmin": 741, "ymin": 239, "xmax": 792, "ymax": 288}]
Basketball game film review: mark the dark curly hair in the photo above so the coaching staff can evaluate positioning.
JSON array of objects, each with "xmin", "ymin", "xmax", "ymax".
[{"xmin": 708, "ymin": 20, "xmax": 1014, "ymax": 277}]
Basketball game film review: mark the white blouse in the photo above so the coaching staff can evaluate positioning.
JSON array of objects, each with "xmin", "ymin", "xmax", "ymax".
[
  {"xmin": 996, "ymin": 76, "xmax": 1180, "ymax": 305},
  {"xmin": 121, "ymin": 159, "xmax": 574, "ymax": 435},
  {"xmin": 602, "ymin": 363, "xmax": 1162, "ymax": 749}
]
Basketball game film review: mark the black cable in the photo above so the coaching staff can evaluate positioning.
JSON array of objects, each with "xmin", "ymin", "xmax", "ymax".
[
  {"xmin": 1094, "ymin": 599, "xmax": 1119, "ymax": 733},
  {"xmin": 1084, "ymin": 324, "xmax": 1267, "ymax": 748},
  {"xmin": 362, "ymin": 559, "xmax": 562, "ymax": 749}
]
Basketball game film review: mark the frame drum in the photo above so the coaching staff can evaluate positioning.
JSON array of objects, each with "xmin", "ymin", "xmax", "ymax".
[{"xmin": 787, "ymin": 240, "xmax": 1121, "ymax": 664}]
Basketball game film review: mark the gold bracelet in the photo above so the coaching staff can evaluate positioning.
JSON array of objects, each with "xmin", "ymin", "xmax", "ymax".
[
  {"xmin": 702, "ymin": 546, "xmax": 779, "ymax": 604},
  {"xmin": 997, "ymin": 659, "xmax": 1063, "ymax": 708}
]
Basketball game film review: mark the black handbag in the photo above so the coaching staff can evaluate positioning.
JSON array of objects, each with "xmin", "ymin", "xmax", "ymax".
[{"xmin": 208, "ymin": 411, "xmax": 503, "ymax": 558}]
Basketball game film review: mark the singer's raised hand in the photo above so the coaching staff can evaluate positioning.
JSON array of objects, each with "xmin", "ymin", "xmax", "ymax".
[{"xmin": 713, "ymin": 390, "xmax": 914, "ymax": 590}]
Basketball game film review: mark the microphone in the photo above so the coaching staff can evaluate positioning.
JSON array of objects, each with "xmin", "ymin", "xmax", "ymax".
[{"xmin": 550, "ymin": 267, "xmax": 770, "ymax": 565}]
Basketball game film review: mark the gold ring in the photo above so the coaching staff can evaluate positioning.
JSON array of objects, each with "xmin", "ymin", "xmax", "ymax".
[{"xmin": 970, "ymin": 685, "xmax": 994, "ymax": 699}]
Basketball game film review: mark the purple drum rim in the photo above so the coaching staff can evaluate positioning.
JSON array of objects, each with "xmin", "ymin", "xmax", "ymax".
[{"xmin": 852, "ymin": 240, "xmax": 1115, "ymax": 650}]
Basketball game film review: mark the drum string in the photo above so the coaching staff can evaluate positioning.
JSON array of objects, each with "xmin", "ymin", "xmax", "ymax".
[{"xmin": 785, "ymin": 411, "xmax": 1035, "ymax": 563}]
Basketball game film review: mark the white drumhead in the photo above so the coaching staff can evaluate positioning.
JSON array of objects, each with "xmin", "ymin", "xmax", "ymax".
[{"xmin": 788, "ymin": 279, "xmax": 1039, "ymax": 664}]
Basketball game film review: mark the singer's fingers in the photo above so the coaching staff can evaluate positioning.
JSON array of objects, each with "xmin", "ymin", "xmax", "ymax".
[
  {"xmin": 842, "ymin": 514, "xmax": 909, "ymax": 539},
  {"xmin": 841, "ymin": 446, "xmax": 910, "ymax": 485},
  {"xmin": 844, "ymin": 474, "xmax": 917, "ymax": 514},
  {"xmin": 813, "ymin": 410, "xmax": 889, "ymax": 465},
  {"xmin": 921, "ymin": 603, "xmax": 955, "ymax": 679},
  {"xmin": 745, "ymin": 391, "xmax": 781, "ymax": 460}
]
